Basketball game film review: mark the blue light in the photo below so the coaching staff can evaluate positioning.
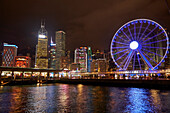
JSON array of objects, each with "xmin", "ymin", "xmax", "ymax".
[
  {"xmin": 4, "ymin": 44, "xmax": 18, "ymax": 48},
  {"xmin": 130, "ymin": 41, "xmax": 139, "ymax": 50}
]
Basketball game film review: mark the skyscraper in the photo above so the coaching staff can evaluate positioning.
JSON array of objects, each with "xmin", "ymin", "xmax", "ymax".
[
  {"xmin": 2, "ymin": 43, "xmax": 18, "ymax": 67},
  {"xmin": 55, "ymin": 31, "xmax": 66, "ymax": 70},
  {"xmin": 49, "ymin": 38, "xmax": 56, "ymax": 69},
  {"xmin": 74, "ymin": 47, "xmax": 92, "ymax": 72},
  {"xmin": 35, "ymin": 20, "xmax": 48, "ymax": 69},
  {"xmin": 74, "ymin": 47, "xmax": 87, "ymax": 72},
  {"xmin": 87, "ymin": 47, "xmax": 92, "ymax": 72}
]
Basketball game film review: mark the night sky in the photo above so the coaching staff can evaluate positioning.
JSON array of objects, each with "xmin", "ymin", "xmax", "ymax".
[{"xmin": 0, "ymin": 0, "xmax": 170, "ymax": 53}]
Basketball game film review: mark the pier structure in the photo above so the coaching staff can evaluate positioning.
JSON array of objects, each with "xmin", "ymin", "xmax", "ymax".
[{"xmin": 0, "ymin": 67, "xmax": 60, "ymax": 85}]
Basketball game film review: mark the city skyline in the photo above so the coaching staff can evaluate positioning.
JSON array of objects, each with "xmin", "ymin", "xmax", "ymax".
[{"xmin": 0, "ymin": 0, "xmax": 170, "ymax": 52}]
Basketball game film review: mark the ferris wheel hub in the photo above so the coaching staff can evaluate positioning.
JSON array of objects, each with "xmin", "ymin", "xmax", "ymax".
[{"xmin": 130, "ymin": 41, "xmax": 139, "ymax": 50}]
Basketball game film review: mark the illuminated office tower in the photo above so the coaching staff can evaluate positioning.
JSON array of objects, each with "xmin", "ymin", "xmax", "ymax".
[
  {"xmin": 49, "ymin": 38, "xmax": 56, "ymax": 69},
  {"xmin": 35, "ymin": 21, "xmax": 48, "ymax": 69},
  {"xmin": 55, "ymin": 31, "xmax": 66, "ymax": 70},
  {"xmin": 74, "ymin": 47, "xmax": 92, "ymax": 72},
  {"xmin": 2, "ymin": 43, "xmax": 18, "ymax": 67},
  {"xmin": 87, "ymin": 47, "xmax": 92, "ymax": 72}
]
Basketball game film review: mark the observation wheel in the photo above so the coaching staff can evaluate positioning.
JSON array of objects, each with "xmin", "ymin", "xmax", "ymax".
[{"xmin": 110, "ymin": 19, "xmax": 169, "ymax": 70}]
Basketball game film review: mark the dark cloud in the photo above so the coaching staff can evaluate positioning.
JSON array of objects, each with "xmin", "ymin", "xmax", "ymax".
[{"xmin": 0, "ymin": 0, "xmax": 169, "ymax": 52}]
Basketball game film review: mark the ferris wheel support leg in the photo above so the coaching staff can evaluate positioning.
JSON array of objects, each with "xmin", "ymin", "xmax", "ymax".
[
  {"xmin": 123, "ymin": 50, "xmax": 135, "ymax": 70},
  {"xmin": 137, "ymin": 49, "xmax": 153, "ymax": 69}
]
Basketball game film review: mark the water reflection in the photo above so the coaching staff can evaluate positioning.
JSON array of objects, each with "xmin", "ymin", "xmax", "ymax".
[
  {"xmin": 124, "ymin": 88, "xmax": 154, "ymax": 112},
  {"xmin": 0, "ymin": 84, "xmax": 170, "ymax": 112}
]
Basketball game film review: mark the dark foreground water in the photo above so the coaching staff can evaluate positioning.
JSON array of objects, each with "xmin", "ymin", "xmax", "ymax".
[{"xmin": 0, "ymin": 84, "xmax": 170, "ymax": 113}]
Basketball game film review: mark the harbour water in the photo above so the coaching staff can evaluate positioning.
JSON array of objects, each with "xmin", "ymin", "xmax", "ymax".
[{"xmin": 0, "ymin": 83, "xmax": 170, "ymax": 113}]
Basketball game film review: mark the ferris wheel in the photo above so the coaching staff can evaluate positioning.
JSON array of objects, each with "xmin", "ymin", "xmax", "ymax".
[{"xmin": 110, "ymin": 19, "xmax": 169, "ymax": 70}]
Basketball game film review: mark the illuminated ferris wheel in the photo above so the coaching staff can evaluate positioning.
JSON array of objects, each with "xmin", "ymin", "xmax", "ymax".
[{"xmin": 110, "ymin": 19, "xmax": 169, "ymax": 70}]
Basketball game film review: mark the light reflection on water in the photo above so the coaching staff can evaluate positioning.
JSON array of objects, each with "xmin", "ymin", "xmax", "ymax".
[{"xmin": 0, "ymin": 84, "xmax": 170, "ymax": 113}]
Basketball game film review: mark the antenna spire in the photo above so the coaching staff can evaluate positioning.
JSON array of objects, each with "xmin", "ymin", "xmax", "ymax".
[
  {"xmin": 51, "ymin": 37, "xmax": 53, "ymax": 44},
  {"xmin": 41, "ymin": 19, "xmax": 45, "ymax": 28}
]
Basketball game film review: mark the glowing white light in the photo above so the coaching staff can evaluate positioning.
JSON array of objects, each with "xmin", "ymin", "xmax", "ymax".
[
  {"xmin": 39, "ymin": 34, "xmax": 46, "ymax": 38},
  {"xmin": 130, "ymin": 41, "xmax": 139, "ymax": 50}
]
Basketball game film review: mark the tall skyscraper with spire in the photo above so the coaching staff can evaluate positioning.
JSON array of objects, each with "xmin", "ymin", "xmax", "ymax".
[
  {"xmin": 55, "ymin": 31, "xmax": 66, "ymax": 70},
  {"xmin": 35, "ymin": 20, "xmax": 48, "ymax": 69}
]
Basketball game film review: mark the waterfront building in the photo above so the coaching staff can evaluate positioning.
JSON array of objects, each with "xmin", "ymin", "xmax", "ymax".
[
  {"xmin": 74, "ymin": 47, "xmax": 87, "ymax": 72},
  {"xmin": 55, "ymin": 31, "xmax": 66, "ymax": 70},
  {"xmin": 49, "ymin": 38, "xmax": 56, "ymax": 69},
  {"xmin": 35, "ymin": 21, "xmax": 48, "ymax": 69},
  {"xmin": 2, "ymin": 43, "xmax": 18, "ymax": 67},
  {"xmin": 91, "ymin": 59, "xmax": 107, "ymax": 72},
  {"xmin": 74, "ymin": 47, "xmax": 92, "ymax": 72},
  {"xmin": 14, "ymin": 56, "xmax": 31, "ymax": 68}
]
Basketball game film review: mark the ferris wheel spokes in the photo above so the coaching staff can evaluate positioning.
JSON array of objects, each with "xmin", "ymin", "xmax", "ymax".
[
  {"xmin": 142, "ymin": 31, "xmax": 164, "ymax": 43},
  {"xmin": 116, "ymin": 51, "xmax": 129, "ymax": 61},
  {"xmin": 112, "ymin": 49, "xmax": 129, "ymax": 56},
  {"xmin": 137, "ymin": 22, "xmax": 143, "ymax": 39},
  {"xmin": 142, "ymin": 46, "xmax": 167, "ymax": 49},
  {"xmin": 138, "ymin": 23, "xmax": 150, "ymax": 41},
  {"xmin": 127, "ymin": 25, "xmax": 134, "ymax": 40},
  {"xmin": 121, "ymin": 29, "xmax": 132, "ymax": 41},
  {"xmin": 142, "ymin": 51, "xmax": 157, "ymax": 64},
  {"xmin": 112, "ymin": 40, "xmax": 129, "ymax": 46},
  {"xmin": 116, "ymin": 35, "xmax": 129, "ymax": 42},
  {"xmin": 142, "ymin": 39, "xmax": 167, "ymax": 45},
  {"xmin": 142, "ymin": 48, "xmax": 164, "ymax": 57},
  {"xmin": 140, "ymin": 26, "xmax": 158, "ymax": 42},
  {"xmin": 123, "ymin": 50, "xmax": 135, "ymax": 70},
  {"xmin": 133, "ymin": 52, "xmax": 136, "ymax": 70},
  {"xmin": 137, "ymin": 49, "xmax": 153, "ymax": 69},
  {"xmin": 137, "ymin": 53, "xmax": 142, "ymax": 70},
  {"xmin": 134, "ymin": 22, "xmax": 137, "ymax": 40}
]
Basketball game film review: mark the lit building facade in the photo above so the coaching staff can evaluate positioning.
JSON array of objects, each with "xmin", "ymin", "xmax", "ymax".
[
  {"xmin": 60, "ymin": 51, "xmax": 70, "ymax": 70},
  {"xmin": 91, "ymin": 59, "xmax": 107, "ymax": 72},
  {"xmin": 14, "ymin": 56, "xmax": 31, "ymax": 68},
  {"xmin": 2, "ymin": 43, "xmax": 18, "ymax": 67},
  {"xmin": 87, "ymin": 47, "xmax": 92, "ymax": 72},
  {"xmin": 55, "ymin": 31, "xmax": 66, "ymax": 70},
  {"xmin": 35, "ymin": 21, "xmax": 48, "ymax": 69},
  {"xmin": 49, "ymin": 38, "xmax": 56, "ymax": 69},
  {"xmin": 60, "ymin": 56, "xmax": 70, "ymax": 70},
  {"xmin": 74, "ymin": 47, "xmax": 92, "ymax": 72}
]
